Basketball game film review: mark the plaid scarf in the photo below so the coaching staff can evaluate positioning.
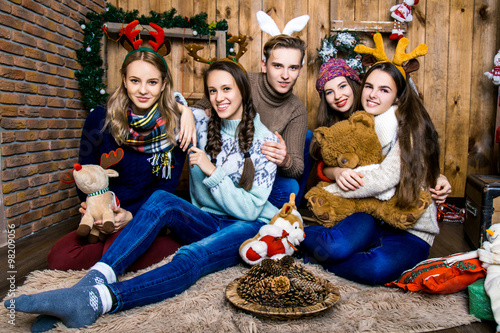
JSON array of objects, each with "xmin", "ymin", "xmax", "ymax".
[{"xmin": 125, "ymin": 103, "xmax": 175, "ymax": 179}]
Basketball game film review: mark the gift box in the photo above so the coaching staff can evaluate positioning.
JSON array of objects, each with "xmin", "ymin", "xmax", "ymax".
[
  {"xmin": 468, "ymin": 278, "xmax": 494, "ymax": 321},
  {"xmin": 464, "ymin": 175, "xmax": 500, "ymax": 249}
]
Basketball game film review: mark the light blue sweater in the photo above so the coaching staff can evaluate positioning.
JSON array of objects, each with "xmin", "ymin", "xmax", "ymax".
[{"xmin": 189, "ymin": 108, "xmax": 279, "ymax": 223}]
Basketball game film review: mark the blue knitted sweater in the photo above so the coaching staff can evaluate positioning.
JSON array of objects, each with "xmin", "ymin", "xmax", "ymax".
[
  {"xmin": 189, "ymin": 108, "xmax": 279, "ymax": 223},
  {"xmin": 78, "ymin": 105, "xmax": 187, "ymax": 216}
]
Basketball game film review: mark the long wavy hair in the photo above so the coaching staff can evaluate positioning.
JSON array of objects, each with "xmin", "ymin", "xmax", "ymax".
[
  {"xmin": 105, "ymin": 50, "xmax": 180, "ymax": 145},
  {"xmin": 360, "ymin": 62, "xmax": 440, "ymax": 208},
  {"xmin": 203, "ymin": 61, "xmax": 257, "ymax": 191}
]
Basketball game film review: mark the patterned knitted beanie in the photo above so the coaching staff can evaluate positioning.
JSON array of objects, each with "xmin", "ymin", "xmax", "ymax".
[{"xmin": 316, "ymin": 58, "xmax": 361, "ymax": 94}]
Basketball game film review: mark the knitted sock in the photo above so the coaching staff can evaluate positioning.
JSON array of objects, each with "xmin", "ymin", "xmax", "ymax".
[
  {"xmin": 4, "ymin": 285, "xmax": 112, "ymax": 329},
  {"xmin": 31, "ymin": 263, "xmax": 116, "ymax": 332},
  {"xmin": 75, "ymin": 262, "xmax": 117, "ymax": 287}
]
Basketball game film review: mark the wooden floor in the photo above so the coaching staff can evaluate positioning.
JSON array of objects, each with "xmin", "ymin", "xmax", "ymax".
[{"xmin": 0, "ymin": 206, "xmax": 497, "ymax": 332}]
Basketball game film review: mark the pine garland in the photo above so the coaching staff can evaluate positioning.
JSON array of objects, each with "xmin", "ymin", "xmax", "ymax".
[{"xmin": 77, "ymin": 2, "xmax": 231, "ymax": 110}]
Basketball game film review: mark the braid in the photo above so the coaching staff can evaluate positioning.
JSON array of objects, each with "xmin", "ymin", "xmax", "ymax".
[
  {"xmin": 205, "ymin": 112, "xmax": 223, "ymax": 161},
  {"xmin": 237, "ymin": 102, "xmax": 256, "ymax": 191}
]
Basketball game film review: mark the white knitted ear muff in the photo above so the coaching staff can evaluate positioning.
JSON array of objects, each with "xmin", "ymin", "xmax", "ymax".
[{"xmin": 256, "ymin": 11, "xmax": 309, "ymax": 63}]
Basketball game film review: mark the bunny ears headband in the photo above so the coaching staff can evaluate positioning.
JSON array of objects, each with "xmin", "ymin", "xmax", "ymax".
[
  {"xmin": 120, "ymin": 20, "xmax": 171, "ymax": 71},
  {"xmin": 256, "ymin": 10, "xmax": 309, "ymax": 37},
  {"xmin": 354, "ymin": 33, "xmax": 427, "ymax": 79},
  {"xmin": 256, "ymin": 10, "xmax": 309, "ymax": 63}
]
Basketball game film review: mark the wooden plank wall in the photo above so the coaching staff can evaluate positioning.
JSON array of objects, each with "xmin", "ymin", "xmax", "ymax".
[{"xmin": 105, "ymin": 0, "xmax": 500, "ymax": 197}]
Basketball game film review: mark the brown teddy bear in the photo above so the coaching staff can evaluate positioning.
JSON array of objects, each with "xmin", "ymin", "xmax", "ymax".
[{"xmin": 305, "ymin": 111, "xmax": 431, "ymax": 230}]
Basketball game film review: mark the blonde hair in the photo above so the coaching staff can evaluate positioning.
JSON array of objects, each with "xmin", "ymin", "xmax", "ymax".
[{"xmin": 105, "ymin": 50, "xmax": 180, "ymax": 145}]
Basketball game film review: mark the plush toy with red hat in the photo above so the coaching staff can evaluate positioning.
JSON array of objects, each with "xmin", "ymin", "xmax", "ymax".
[
  {"xmin": 390, "ymin": 0, "xmax": 419, "ymax": 40},
  {"xmin": 239, "ymin": 193, "xmax": 305, "ymax": 265},
  {"xmin": 484, "ymin": 50, "xmax": 500, "ymax": 85}
]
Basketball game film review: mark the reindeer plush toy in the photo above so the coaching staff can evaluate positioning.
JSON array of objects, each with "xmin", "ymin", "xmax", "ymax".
[
  {"xmin": 239, "ymin": 193, "xmax": 305, "ymax": 265},
  {"xmin": 60, "ymin": 148, "xmax": 123, "ymax": 243}
]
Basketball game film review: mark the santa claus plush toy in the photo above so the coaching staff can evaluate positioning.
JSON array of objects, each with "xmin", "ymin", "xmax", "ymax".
[
  {"xmin": 390, "ymin": 0, "xmax": 419, "ymax": 40},
  {"xmin": 484, "ymin": 50, "xmax": 500, "ymax": 85}
]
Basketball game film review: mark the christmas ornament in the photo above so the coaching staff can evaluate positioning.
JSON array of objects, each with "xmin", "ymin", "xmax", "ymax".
[{"xmin": 389, "ymin": 0, "xmax": 419, "ymax": 41}]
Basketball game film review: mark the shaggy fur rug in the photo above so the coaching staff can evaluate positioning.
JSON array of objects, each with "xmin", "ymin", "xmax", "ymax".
[{"xmin": 1, "ymin": 256, "xmax": 479, "ymax": 333}]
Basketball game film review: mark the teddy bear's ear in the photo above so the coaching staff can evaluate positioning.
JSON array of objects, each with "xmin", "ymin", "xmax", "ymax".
[
  {"xmin": 350, "ymin": 111, "xmax": 375, "ymax": 129},
  {"xmin": 313, "ymin": 127, "xmax": 328, "ymax": 145}
]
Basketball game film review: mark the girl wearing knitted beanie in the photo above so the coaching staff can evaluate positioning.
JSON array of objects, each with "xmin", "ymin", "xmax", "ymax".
[
  {"xmin": 312, "ymin": 59, "xmax": 362, "ymax": 181},
  {"xmin": 6, "ymin": 60, "xmax": 281, "ymax": 331},
  {"xmin": 302, "ymin": 60, "xmax": 449, "ymax": 285},
  {"xmin": 315, "ymin": 58, "xmax": 362, "ymax": 129},
  {"xmin": 313, "ymin": 58, "xmax": 450, "ymax": 204}
]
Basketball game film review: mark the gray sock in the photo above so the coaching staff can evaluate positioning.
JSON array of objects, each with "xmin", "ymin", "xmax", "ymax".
[
  {"xmin": 31, "ymin": 267, "xmax": 113, "ymax": 332},
  {"xmin": 5, "ymin": 286, "xmax": 106, "ymax": 329}
]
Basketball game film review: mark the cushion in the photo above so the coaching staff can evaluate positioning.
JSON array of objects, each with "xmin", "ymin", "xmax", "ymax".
[{"xmin": 385, "ymin": 252, "xmax": 486, "ymax": 294}]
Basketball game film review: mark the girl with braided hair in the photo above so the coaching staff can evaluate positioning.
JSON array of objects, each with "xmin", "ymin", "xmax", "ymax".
[{"xmin": 6, "ymin": 60, "xmax": 281, "ymax": 330}]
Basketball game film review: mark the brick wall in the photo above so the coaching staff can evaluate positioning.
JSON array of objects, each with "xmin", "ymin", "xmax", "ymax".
[{"xmin": 0, "ymin": 0, "xmax": 106, "ymax": 242}]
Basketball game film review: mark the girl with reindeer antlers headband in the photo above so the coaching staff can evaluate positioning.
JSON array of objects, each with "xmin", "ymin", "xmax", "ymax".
[
  {"xmin": 6, "ymin": 50, "xmax": 282, "ymax": 330},
  {"xmin": 46, "ymin": 21, "xmax": 196, "ymax": 283},
  {"xmin": 302, "ymin": 33, "xmax": 444, "ymax": 285},
  {"xmin": 192, "ymin": 10, "xmax": 313, "ymax": 208}
]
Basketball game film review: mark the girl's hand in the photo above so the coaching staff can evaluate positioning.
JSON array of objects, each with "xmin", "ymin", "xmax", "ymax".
[
  {"xmin": 333, "ymin": 167, "xmax": 364, "ymax": 191},
  {"xmin": 178, "ymin": 104, "xmax": 197, "ymax": 151},
  {"xmin": 430, "ymin": 174, "xmax": 452, "ymax": 204},
  {"xmin": 94, "ymin": 206, "xmax": 133, "ymax": 234},
  {"xmin": 82, "ymin": 200, "xmax": 133, "ymax": 234},
  {"xmin": 188, "ymin": 145, "xmax": 216, "ymax": 176},
  {"xmin": 79, "ymin": 201, "xmax": 87, "ymax": 215},
  {"xmin": 261, "ymin": 132, "xmax": 287, "ymax": 166}
]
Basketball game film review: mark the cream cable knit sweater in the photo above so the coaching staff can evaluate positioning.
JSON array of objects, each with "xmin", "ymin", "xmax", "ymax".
[{"xmin": 322, "ymin": 106, "xmax": 439, "ymax": 245}]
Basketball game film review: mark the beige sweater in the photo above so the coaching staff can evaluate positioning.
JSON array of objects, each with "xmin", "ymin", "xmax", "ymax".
[{"xmin": 194, "ymin": 72, "xmax": 308, "ymax": 179}]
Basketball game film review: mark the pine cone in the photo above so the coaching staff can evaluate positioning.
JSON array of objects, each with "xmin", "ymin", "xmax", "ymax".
[{"xmin": 270, "ymin": 276, "xmax": 291, "ymax": 294}]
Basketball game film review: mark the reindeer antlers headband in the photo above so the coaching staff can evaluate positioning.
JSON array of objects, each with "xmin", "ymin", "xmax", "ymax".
[
  {"xmin": 354, "ymin": 33, "xmax": 427, "ymax": 79},
  {"xmin": 185, "ymin": 35, "xmax": 249, "ymax": 74},
  {"xmin": 120, "ymin": 20, "xmax": 171, "ymax": 71}
]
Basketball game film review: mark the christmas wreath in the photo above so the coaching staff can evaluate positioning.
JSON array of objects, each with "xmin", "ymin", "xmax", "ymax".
[
  {"xmin": 76, "ymin": 2, "xmax": 231, "ymax": 110},
  {"xmin": 317, "ymin": 31, "xmax": 364, "ymax": 73}
]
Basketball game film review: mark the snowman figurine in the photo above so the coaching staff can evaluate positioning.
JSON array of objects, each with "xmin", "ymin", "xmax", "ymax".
[{"xmin": 484, "ymin": 50, "xmax": 500, "ymax": 85}]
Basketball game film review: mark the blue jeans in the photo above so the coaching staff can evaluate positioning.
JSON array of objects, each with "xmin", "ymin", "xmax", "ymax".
[
  {"xmin": 100, "ymin": 190, "xmax": 264, "ymax": 312},
  {"xmin": 269, "ymin": 130, "xmax": 313, "ymax": 207},
  {"xmin": 302, "ymin": 213, "xmax": 430, "ymax": 285}
]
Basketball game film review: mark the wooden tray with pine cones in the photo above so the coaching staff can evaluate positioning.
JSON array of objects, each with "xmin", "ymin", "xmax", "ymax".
[{"xmin": 226, "ymin": 256, "xmax": 341, "ymax": 320}]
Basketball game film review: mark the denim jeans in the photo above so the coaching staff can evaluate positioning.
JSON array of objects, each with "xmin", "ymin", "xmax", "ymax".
[
  {"xmin": 269, "ymin": 130, "xmax": 313, "ymax": 208},
  {"xmin": 100, "ymin": 190, "xmax": 264, "ymax": 312},
  {"xmin": 302, "ymin": 213, "xmax": 430, "ymax": 285}
]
